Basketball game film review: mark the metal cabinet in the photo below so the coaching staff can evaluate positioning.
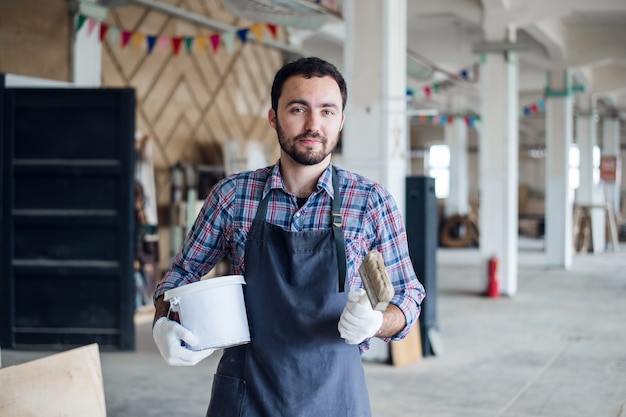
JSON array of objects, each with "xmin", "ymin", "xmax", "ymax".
[{"xmin": 1, "ymin": 79, "xmax": 136, "ymax": 350}]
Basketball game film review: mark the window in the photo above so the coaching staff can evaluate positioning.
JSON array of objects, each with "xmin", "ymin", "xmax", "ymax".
[
  {"xmin": 569, "ymin": 144, "xmax": 601, "ymax": 189},
  {"xmin": 427, "ymin": 144, "xmax": 450, "ymax": 199},
  {"xmin": 593, "ymin": 146, "xmax": 601, "ymax": 184},
  {"xmin": 569, "ymin": 144, "xmax": 580, "ymax": 190}
]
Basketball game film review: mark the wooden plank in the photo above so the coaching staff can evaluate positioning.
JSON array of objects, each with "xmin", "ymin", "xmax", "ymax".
[
  {"xmin": 102, "ymin": 1, "xmax": 283, "ymax": 267},
  {"xmin": 0, "ymin": 0, "xmax": 70, "ymax": 81},
  {"xmin": 0, "ymin": 344, "xmax": 106, "ymax": 417},
  {"xmin": 389, "ymin": 323, "xmax": 422, "ymax": 366}
]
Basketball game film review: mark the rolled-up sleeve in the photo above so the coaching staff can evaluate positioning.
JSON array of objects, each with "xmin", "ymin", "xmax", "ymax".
[
  {"xmin": 153, "ymin": 179, "xmax": 233, "ymax": 302},
  {"xmin": 368, "ymin": 184, "xmax": 425, "ymax": 342}
]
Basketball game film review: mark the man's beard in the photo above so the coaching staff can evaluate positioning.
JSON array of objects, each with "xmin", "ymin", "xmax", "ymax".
[{"xmin": 276, "ymin": 118, "xmax": 336, "ymax": 166}]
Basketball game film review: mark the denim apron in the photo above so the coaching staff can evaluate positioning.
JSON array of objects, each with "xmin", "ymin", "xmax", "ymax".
[{"xmin": 206, "ymin": 169, "xmax": 371, "ymax": 417}]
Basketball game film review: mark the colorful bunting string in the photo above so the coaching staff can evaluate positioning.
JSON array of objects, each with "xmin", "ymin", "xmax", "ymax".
[
  {"xmin": 413, "ymin": 113, "xmax": 481, "ymax": 128},
  {"xmin": 521, "ymin": 99, "xmax": 545, "ymax": 117},
  {"xmin": 411, "ymin": 97, "xmax": 545, "ymax": 124},
  {"xmin": 411, "ymin": 98, "xmax": 546, "ymax": 128},
  {"xmin": 407, "ymin": 63, "xmax": 479, "ymax": 104},
  {"xmin": 75, "ymin": 14, "xmax": 281, "ymax": 57},
  {"xmin": 408, "ymin": 60, "xmax": 545, "ymax": 127}
]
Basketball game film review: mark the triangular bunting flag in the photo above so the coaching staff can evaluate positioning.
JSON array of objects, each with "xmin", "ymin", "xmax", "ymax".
[
  {"xmin": 222, "ymin": 32, "xmax": 236, "ymax": 53},
  {"xmin": 267, "ymin": 24, "xmax": 278, "ymax": 39},
  {"xmin": 108, "ymin": 27, "xmax": 121, "ymax": 47},
  {"xmin": 250, "ymin": 23, "xmax": 265, "ymax": 42},
  {"xmin": 171, "ymin": 37, "xmax": 183, "ymax": 55},
  {"xmin": 132, "ymin": 33, "xmax": 145, "ymax": 51},
  {"xmin": 209, "ymin": 34, "xmax": 221, "ymax": 54},
  {"xmin": 99, "ymin": 23, "xmax": 109, "ymax": 41},
  {"xmin": 159, "ymin": 36, "xmax": 170, "ymax": 54},
  {"xmin": 121, "ymin": 30, "xmax": 133, "ymax": 48},
  {"xmin": 423, "ymin": 86, "xmax": 432, "ymax": 99},
  {"xmin": 75, "ymin": 14, "xmax": 87, "ymax": 33},
  {"xmin": 87, "ymin": 18, "xmax": 98, "ymax": 36},
  {"xmin": 406, "ymin": 89, "xmax": 414, "ymax": 105},
  {"xmin": 146, "ymin": 35, "xmax": 157, "ymax": 54},
  {"xmin": 184, "ymin": 37, "xmax": 194, "ymax": 54},
  {"xmin": 236, "ymin": 28, "xmax": 249, "ymax": 44},
  {"xmin": 195, "ymin": 35, "xmax": 206, "ymax": 53}
]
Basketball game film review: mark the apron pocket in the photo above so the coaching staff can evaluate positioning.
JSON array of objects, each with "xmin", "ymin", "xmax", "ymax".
[{"xmin": 206, "ymin": 374, "xmax": 246, "ymax": 417}]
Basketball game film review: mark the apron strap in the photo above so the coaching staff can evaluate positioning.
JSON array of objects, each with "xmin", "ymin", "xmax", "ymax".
[
  {"xmin": 254, "ymin": 167, "xmax": 347, "ymax": 292},
  {"xmin": 331, "ymin": 168, "xmax": 346, "ymax": 292},
  {"xmin": 254, "ymin": 188, "xmax": 271, "ymax": 222}
]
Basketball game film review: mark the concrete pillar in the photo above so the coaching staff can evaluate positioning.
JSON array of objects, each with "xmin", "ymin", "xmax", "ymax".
[
  {"xmin": 445, "ymin": 118, "xmax": 470, "ymax": 217},
  {"xmin": 478, "ymin": 48, "xmax": 519, "ymax": 296},
  {"xmin": 544, "ymin": 69, "xmax": 574, "ymax": 268},
  {"xmin": 73, "ymin": 1, "xmax": 106, "ymax": 86},
  {"xmin": 602, "ymin": 116, "xmax": 621, "ymax": 215},
  {"xmin": 343, "ymin": 0, "xmax": 408, "ymax": 218},
  {"xmin": 575, "ymin": 99, "xmax": 605, "ymax": 253},
  {"xmin": 342, "ymin": 0, "xmax": 407, "ymax": 363}
]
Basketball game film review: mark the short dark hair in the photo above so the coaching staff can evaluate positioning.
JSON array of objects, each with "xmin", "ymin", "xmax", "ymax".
[{"xmin": 271, "ymin": 57, "xmax": 347, "ymax": 112}]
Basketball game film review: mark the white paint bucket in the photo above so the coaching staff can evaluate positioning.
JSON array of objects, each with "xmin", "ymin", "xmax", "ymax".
[{"xmin": 164, "ymin": 275, "xmax": 250, "ymax": 351}]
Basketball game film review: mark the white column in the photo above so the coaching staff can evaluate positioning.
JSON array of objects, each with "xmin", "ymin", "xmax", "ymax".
[
  {"xmin": 545, "ymin": 69, "xmax": 574, "ymax": 268},
  {"xmin": 343, "ymin": 0, "xmax": 408, "ymax": 218},
  {"xmin": 73, "ymin": 1, "xmax": 106, "ymax": 86},
  {"xmin": 602, "ymin": 116, "xmax": 621, "ymax": 215},
  {"xmin": 445, "ymin": 118, "xmax": 470, "ymax": 217},
  {"xmin": 479, "ymin": 50, "xmax": 519, "ymax": 296},
  {"xmin": 575, "ymin": 101, "xmax": 605, "ymax": 253},
  {"xmin": 343, "ymin": 0, "xmax": 407, "ymax": 363}
]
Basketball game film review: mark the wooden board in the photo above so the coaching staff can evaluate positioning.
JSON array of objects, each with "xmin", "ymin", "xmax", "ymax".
[
  {"xmin": 101, "ymin": 3, "xmax": 285, "ymax": 272},
  {"xmin": 0, "ymin": 344, "xmax": 106, "ymax": 417},
  {"xmin": 0, "ymin": 0, "xmax": 70, "ymax": 81},
  {"xmin": 390, "ymin": 324, "xmax": 422, "ymax": 366}
]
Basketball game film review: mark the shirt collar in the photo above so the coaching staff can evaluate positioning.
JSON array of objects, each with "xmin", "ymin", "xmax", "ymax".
[{"xmin": 264, "ymin": 160, "xmax": 335, "ymax": 200}]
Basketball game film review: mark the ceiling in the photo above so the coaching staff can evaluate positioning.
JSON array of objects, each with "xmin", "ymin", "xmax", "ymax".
[{"xmin": 272, "ymin": 0, "xmax": 626, "ymax": 146}]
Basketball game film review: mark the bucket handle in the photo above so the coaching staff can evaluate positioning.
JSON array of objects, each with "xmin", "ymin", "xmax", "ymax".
[{"xmin": 168, "ymin": 296, "xmax": 180, "ymax": 317}]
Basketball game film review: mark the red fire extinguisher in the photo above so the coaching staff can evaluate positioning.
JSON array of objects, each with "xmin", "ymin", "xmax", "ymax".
[{"xmin": 486, "ymin": 256, "xmax": 499, "ymax": 297}]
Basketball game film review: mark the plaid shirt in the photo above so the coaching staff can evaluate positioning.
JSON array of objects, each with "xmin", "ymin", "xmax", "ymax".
[{"xmin": 156, "ymin": 161, "xmax": 425, "ymax": 351}]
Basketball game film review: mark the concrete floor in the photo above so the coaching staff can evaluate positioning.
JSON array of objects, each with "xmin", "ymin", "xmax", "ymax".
[{"xmin": 3, "ymin": 238, "xmax": 626, "ymax": 417}]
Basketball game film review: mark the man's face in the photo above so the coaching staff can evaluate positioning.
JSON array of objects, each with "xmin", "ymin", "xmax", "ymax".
[{"xmin": 269, "ymin": 75, "xmax": 345, "ymax": 166}]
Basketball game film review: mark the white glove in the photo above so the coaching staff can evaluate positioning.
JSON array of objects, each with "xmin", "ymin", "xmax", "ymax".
[
  {"xmin": 338, "ymin": 288, "xmax": 384, "ymax": 345},
  {"xmin": 152, "ymin": 317, "xmax": 215, "ymax": 366}
]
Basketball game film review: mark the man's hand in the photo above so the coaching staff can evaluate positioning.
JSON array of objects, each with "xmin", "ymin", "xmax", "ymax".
[
  {"xmin": 152, "ymin": 317, "xmax": 215, "ymax": 366},
  {"xmin": 338, "ymin": 288, "xmax": 383, "ymax": 344}
]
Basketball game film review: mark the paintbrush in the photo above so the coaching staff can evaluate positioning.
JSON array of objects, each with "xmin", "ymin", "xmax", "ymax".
[{"xmin": 358, "ymin": 249, "xmax": 395, "ymax": 311}]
